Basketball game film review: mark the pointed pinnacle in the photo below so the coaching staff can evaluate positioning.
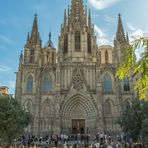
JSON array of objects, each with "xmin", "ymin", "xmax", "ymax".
[
  {"xmin": 27, "ymin": 32, "xmax": 30, "ymax": 43},
  {"xmin": 126, "ymin": 32, "xmax": 129, "ymax": 43},
  {"xmin": 64, "ymin": 9, "xmax": 67, "ymax": 30},
  {"xmin": 88, "ymin": 9, "xmax": 91, "ymax": 27},
  {"xmin": 116, "ymin": 13, "xmax": 125, "ymax": 42},
  {"xmin": 29, "ymin": 14, "xmax": 41, "ymax": 44},
  {"xmin": 49, "ymin": 32, "xmax": 51, "ymax": 41}
]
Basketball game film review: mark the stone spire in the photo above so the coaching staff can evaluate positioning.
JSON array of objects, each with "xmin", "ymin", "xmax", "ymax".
[
  {"xmin": 19, "ymin": 50, "xmax": 23, "ymax": 68},
  {"xmin": 63, "ymin": 9, "xmax": 67, "ymax": 32},
  {"xmin": 88, "ymin": 9, "xmax": 92, "ymax": 29},
  {"xmin": 116, "ymin": 13, "xmax": 125, "ymax": 43},
  {"xmin": 69, "ymin": 0, "xmax": 85, "ymax": 30},
  {"xmin": 29, "ymin": 14, "xmax": 41, "ymax": 45},
  {"xmin": 84, "ymin": 5, "xmax": 87, "ymax": 26},
  {"xmin": 25, "ymin": 32, "xmax": 30, "ymax": 46},
  {"xmin": 126, "ymin": 32, "xmax": 129, "ymax": 43}
]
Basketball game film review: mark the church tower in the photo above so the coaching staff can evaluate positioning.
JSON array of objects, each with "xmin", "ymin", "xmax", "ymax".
[
  {"xmin": 58, "ymin": 0, "xmax": 97, "ymax": 62},
  {"xmin": 114, "ymin": 14, "xmax": 130, "ymax": 66}
]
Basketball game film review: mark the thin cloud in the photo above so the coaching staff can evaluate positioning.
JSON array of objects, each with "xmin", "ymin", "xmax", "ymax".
[
  {"xmin": 0, "ymin": 64, "xmax": 11, "ymax": 72},
  {"xmin": 88, "ymin": 0, "xmax": 121, "ymax": 10},
  {"xmin": 0, "ymin": 35, "xmax": 15, "ymax": 45},
  {"xmin": 104, "ymin": 15, "xmax": 116, "ymax": 23},
  {"xmin": 7, "ymin": 80, "xmax": 15, "ymax": 94},
  {"xmin": 126, "ymin": 22, "xmax": 137, "ymax": 31},
  {"xmin": 94, "ymin": 24, "xmax": 112, "ymax": 45},
  {"xmin": 130, "ymin": 29, "xmax": 145, "ymax": 40},
  {"xmin": 126, "ymin": 22, "xmax": 148, "ymax": 41}
]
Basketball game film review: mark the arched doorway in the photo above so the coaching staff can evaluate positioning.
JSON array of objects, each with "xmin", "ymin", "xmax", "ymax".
[{"xmin": 60, "ymin": 93, "xmax": 97, "ymax": 134}]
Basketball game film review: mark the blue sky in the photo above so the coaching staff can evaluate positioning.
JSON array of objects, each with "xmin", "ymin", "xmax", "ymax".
[{"xmin": 0, "ymin": 0, "xmax": 148, "ymax": 94}]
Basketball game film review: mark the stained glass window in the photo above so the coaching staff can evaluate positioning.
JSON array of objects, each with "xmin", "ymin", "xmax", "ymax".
[
  {"xmin": 27, "ymin": 75, "xmax": 33, "ymax": 93},
  {"xmin": 75, "ymin": 31, "xmax": 81, "ymax": 51},
  {"xmin": 42, "ymin": 76, "xmax": 51, "ymax": 93},
  {"xmin": 124, "ymin": 77, "xmax": 130, "ymax": 91},
  {"xmin": 103, "ymin": 74, "xmax": 112, "ymax": 93}
]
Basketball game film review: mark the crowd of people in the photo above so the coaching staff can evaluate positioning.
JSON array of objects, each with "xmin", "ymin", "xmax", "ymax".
[{"xmin": 14, "ymin": 132, "xmax": 148, "ymax": 148}]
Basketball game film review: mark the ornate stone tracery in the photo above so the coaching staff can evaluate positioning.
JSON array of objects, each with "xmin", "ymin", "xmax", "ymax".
[{"xmin": 72, "ymin": 68, "xmax": 83, "ymax": 91}]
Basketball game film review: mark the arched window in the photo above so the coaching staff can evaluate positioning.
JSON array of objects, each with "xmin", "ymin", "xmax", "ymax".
[
  {"xmin": 103, "ymin": 74, "xmax": 112, "ymax": 93},
  {"xmin": 104, "ymin": 100, "xmax": 112, "ymax": 115},
  {"xmin": 52, "ymin": 52, "xmax": 54, "ymax": 63},
  {"xmin": 105, "ymin": 51, "xmax": 108, "ymax": 63},
  {"xmin": 42, "ymin": 99, "xmax": 51, "ymax": 116},
  {"xmin": 87, "ymin": 33, "xmax": 91, "ymax": 53},
  {"xmin": 125, "ymin": 101, "xmax": 131, "ymax": 109},
  {"xmin": 75, "ymin": 31, "xmax": 81, "ymax": 52},
  {"xmin": 42, "ymin": 76, "xmax": 52, "ymax": 93},
  {"xmin": 25, "ymin": 100, "xmax": 32, "ymax": 112},
  {"xmin": 64, "ymin": 33, "xmax": 68, "ymax": 54},
  {"xmin": 30, "ymin": 49, "xmax": 34, "ymax": 63},
  {"xmin": 99, "ymin": 51, "xmax": 101, "ymax": 64},
  {"xmin": 26, "ymin": 75, "xmax": 33, "ymax": 93},
  {"xmin": 124, "ymin": 77, "xmax": 130, "ymax": 91}
]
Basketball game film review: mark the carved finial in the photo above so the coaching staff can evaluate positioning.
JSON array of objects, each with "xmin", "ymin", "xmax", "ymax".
[
  {"xmin": 49, "ymin": 32, "xmax": 51, "ymax": 41},
  {"xmin": 47, "ymin": 32, "xmax": 54, "ymax": 48},
  {"xmin": 88, "ymin": 9, "xmax": 92, "ymax": 28},
  {"xmin": 27, "ymin": 32, "xmax": 30, "ymax": 43},
  {"xmin": 19, "ymin": 50, "xmax": 23, "ymax": 68},
  {"xmin": 126, "ymin": 32, "xmax": 129, "ymax": 43}
]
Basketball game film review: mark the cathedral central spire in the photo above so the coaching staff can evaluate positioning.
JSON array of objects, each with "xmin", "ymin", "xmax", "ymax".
[{"xmin": 69, "ymin": 0, "xmax": 85, "ymax": 30}]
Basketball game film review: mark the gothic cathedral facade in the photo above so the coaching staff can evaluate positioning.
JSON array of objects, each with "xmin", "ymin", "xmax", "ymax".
[{"xmin": 15, "ymin": 0, "xmax": 134, "ymax": 136}]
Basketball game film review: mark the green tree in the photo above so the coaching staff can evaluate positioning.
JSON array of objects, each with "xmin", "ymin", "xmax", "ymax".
[
  {"xmin": 141, "ymin": 118, "xmax": 148, "ymax": 142},
  {"xmin": 0, "ymin": 95, "xmax": 31, "ymax": 144},
  {"xmin": 116, "ymin": 37, "xmax": 148, "ymax": 100},
  {"xmin": 119, "ymin": 98, "xmax": 148, "ymax": 142}
]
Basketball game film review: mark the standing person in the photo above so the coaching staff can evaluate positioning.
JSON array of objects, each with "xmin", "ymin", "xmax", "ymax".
[
  {"xmin": 96, "ymin": 133, "xmax": 99, "ymax": 143},
  {"xmin": 63, "ymin": 142, "xmax": 67, "ymax": 148},
  {"xmin": 95, "ymin": 143, "xmax": 100, "ymax": 148},
  {"xmin": 30, "ymin": 143, "xmax": 36, "ymax": 148},
  {"xmin": 18, "ymin": 144, "xmax": 24, "ymax": 148},
  {"xmin": 99, "ymin": 132, "xmax": 104, "ymax": 145}
]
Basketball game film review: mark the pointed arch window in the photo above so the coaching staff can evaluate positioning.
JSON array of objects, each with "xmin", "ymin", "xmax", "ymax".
[
  {"xmin": 105, "ymin": 50, "xmax": 109, "ymax": 63},
  {"xmin": 30, "ymin": 49, "xmax": 35, "ymax": 63},
  {"xmin": 52, "ymin": 52, "xmax": 54, "ymax": 63},
  {"xmin": 42, "ymin": 76, "xmax": 52, "ymax": 93},
  {"xmin": 25, "ymin": 100, "xmax": 32, "ymax": 112},
  {"xmin": 75, "ymin": 31, "xmax": 81, "ymax": 52},
  {"xmin": 125, "ymin": 101, "xmax": 131, "ymax": 109},
  {"xmin": 123, "ymin": 77, "xmax": 130, "ymax": 91},
  {"xmin": 103, "ymin": 74, "xmax": 112, "ymax": 93},
  {"xmin": 104, "ymin": 100, "xmax": 112, "ymax": 115},
  {"xmin": 27, "ymin": 75, "xmax": 33, "ymax": 93},
  {"xmin": 64, "ymin": 33, "xmax": 68, "ymax": 54},
  {"xmin": 87, "ymin": 33, "xmax": 91, "ymax": 53},
  {"xmin": 99, "ymin": 51, "xmax": 101, "ymax": 64}
]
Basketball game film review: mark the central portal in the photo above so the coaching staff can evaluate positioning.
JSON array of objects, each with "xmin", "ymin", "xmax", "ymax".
[{"xmin": 72, "ymin": 119, "xmax": 85, "ymax": 134}]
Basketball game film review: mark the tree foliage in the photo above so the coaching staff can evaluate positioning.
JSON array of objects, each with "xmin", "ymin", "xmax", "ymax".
[
  {"xmin": 116, "ymin": 37, "xmax": 148, "ymax": 100},
  {"xmin": 119, "ymin": 98, "xmax": 148, "ymax": 142},
  {"xmin": 0, "ymin": 95, "xmax": 31, "ymax": 143}
]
